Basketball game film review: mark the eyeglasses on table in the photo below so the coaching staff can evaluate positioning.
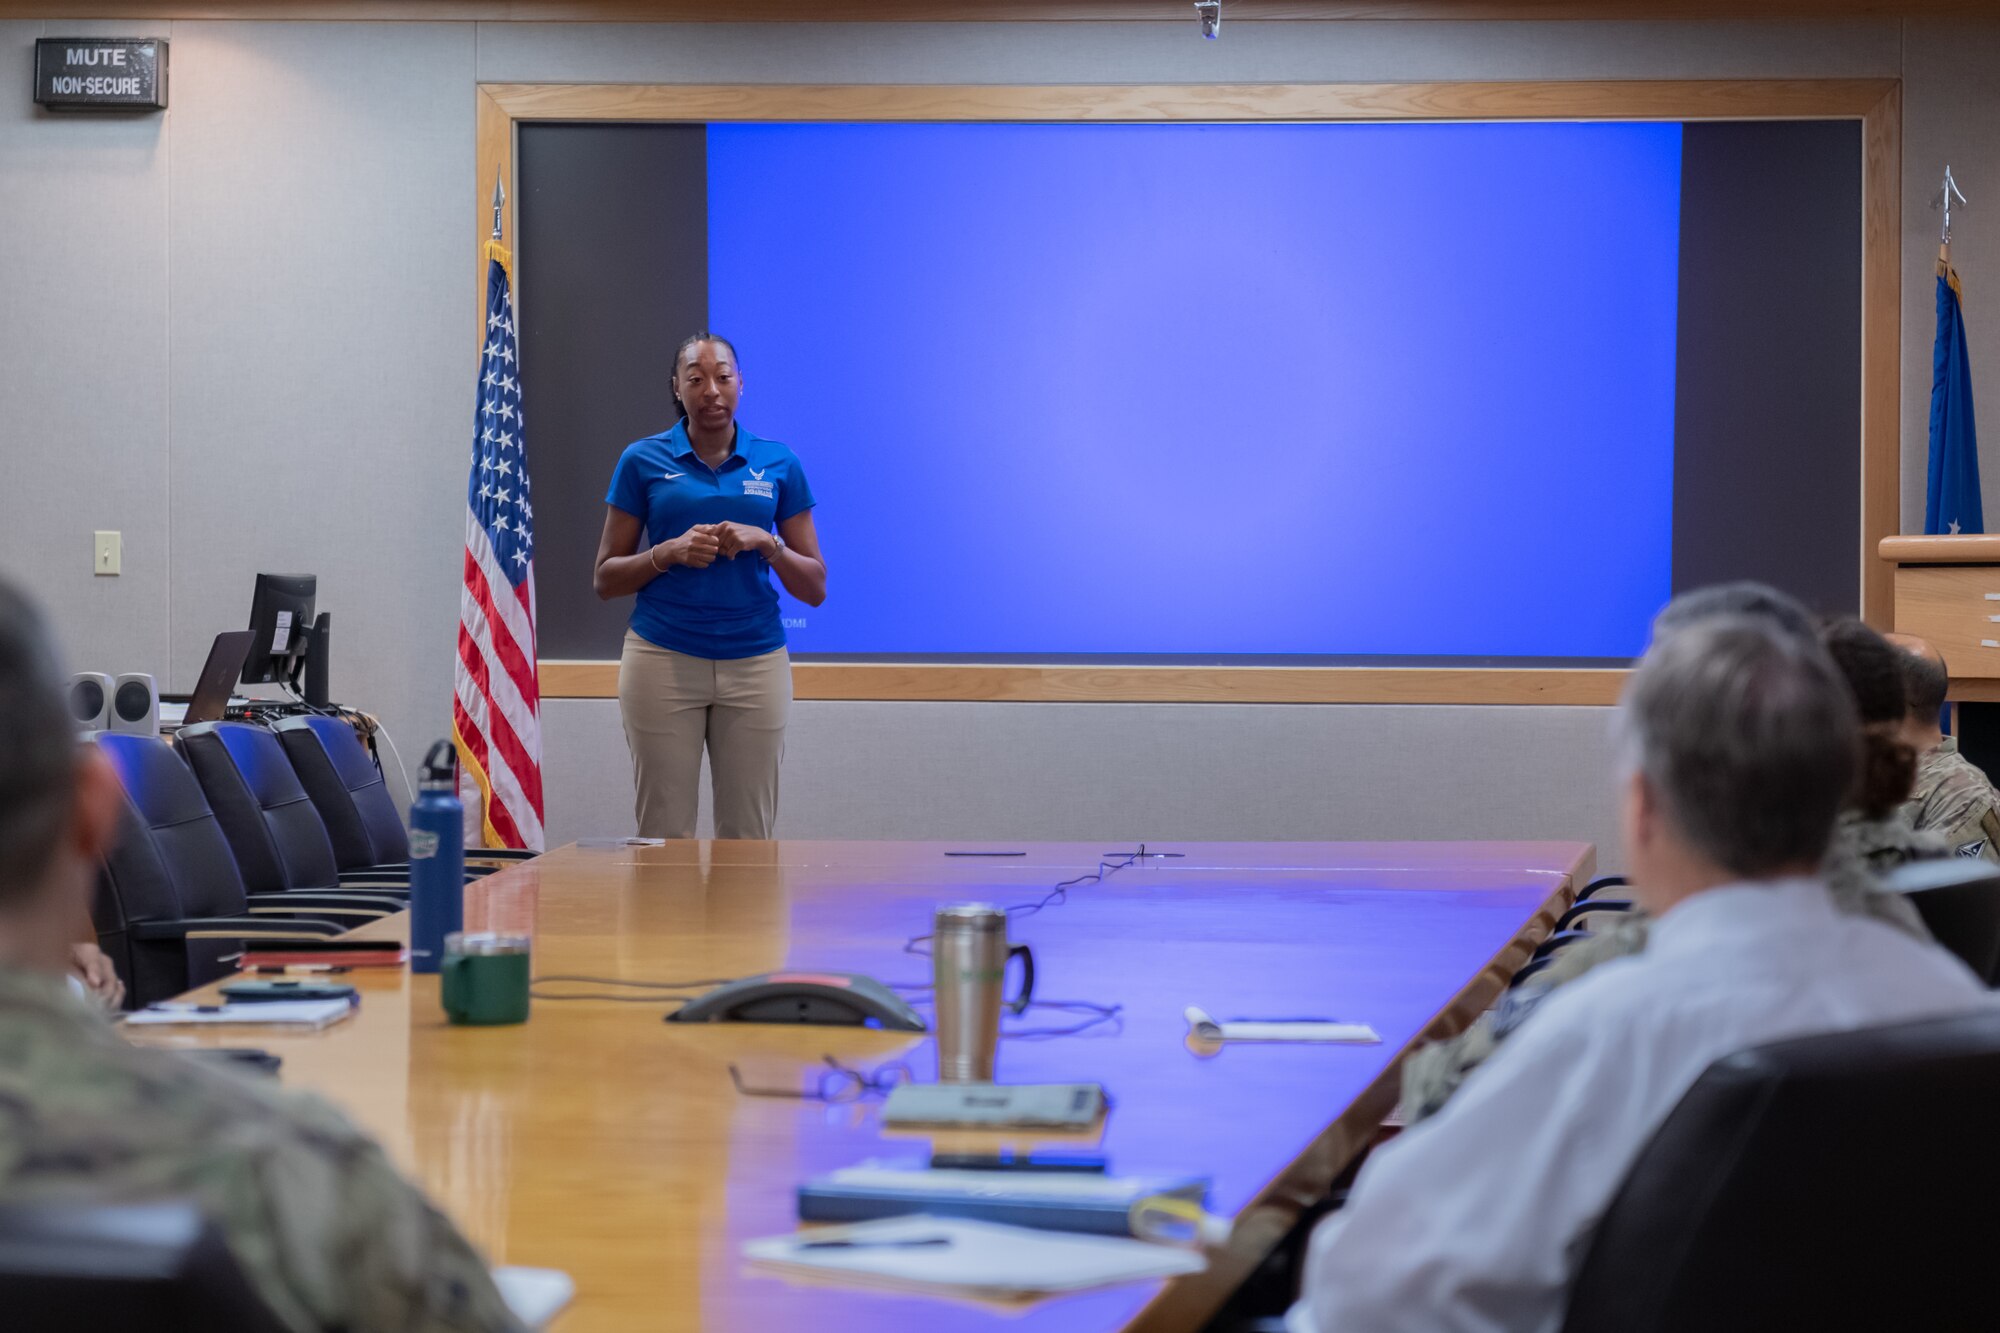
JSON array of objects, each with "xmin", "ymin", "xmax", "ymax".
[{"xmin": 728, "ymin": 1054, "xmax": 916, "ymax": 1103}]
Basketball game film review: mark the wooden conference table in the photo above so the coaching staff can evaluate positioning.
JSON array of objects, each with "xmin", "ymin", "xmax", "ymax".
[{"xmin": 138, "ymin": 839, "xmax": 1592, "ymax": 1332}]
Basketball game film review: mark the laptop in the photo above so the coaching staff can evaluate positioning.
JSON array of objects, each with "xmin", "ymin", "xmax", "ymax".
[{"xmin": 163, "ymin": 631, "xmax": 257, "ymax": 728}]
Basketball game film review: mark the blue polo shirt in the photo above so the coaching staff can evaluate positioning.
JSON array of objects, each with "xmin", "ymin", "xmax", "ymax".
[{"xmin": 606, "ymin": 420, "xmax": 816, "ymax": 660}]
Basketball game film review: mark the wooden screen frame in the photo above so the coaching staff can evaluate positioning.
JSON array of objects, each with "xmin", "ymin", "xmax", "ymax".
[{"xmin": 483, "ymin": 79, "xmax": 1902, "ymax": 705}]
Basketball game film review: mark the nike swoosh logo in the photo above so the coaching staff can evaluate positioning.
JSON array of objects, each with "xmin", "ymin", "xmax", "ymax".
[{"xmin": 662, "ymin": 471, "xmax": 685, "ymax": 481}]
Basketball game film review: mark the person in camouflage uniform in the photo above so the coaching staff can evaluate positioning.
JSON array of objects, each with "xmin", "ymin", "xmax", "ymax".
[
  {"xmin": 1400, "ymin": 598, "xmax": 1943, "ymax": 1126},
  {"xmin": 0, "ymin": 579, "xmax": 523, "ymax": 1333},
  {"xmin": 1887, "ymin": 633, "xmax": 2000, "ymax": 863}
]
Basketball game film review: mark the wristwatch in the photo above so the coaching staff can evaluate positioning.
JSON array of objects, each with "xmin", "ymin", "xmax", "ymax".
[{"xmin": 767, "ymin": 536, "xmax": 785, "ymax": 562}]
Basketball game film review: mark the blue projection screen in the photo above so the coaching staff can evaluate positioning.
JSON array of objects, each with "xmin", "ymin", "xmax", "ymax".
[{"xmin": 707, "ymin": 122, "xmax": 1683, "ymax": 658}]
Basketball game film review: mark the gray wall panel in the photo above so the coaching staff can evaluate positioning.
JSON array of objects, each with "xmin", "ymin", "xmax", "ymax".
[
  {"xmin": 543, "ymin": 697, "xmax": 1626, "ymax": 865},
  {"xmin": 166, "ymin": 23, "xmax": 473, "ymax": 748},
  {"xmin": 473, "ymin": 20, "xmax": 1900, "ymax": 85},
  {"xmin": 0, "ymin": 19, "xmax": 171, "ymax": 681}
]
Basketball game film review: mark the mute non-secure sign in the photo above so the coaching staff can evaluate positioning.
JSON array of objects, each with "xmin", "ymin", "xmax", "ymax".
[{"xmin": 35, "ymin": 39, "xmax": 167, "ymax": 111}]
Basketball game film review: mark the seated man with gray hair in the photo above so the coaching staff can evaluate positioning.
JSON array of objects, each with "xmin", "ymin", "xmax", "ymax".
[
  {"xmin": 1289, "ymin": 615, "xmax": 1989, "ymax": 1333},
  {"xmin": 1400, "ymin": 586, "xmax": 1932, "ymax": 1125},
  {"xmin": 0, "ymin": 578, "xmax": 526, "ymax": 1333}
]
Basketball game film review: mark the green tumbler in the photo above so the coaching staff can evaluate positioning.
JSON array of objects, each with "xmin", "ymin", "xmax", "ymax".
[{"xmin": 439, "ymin": 932, "xmax": 531, "ymax": 1026}]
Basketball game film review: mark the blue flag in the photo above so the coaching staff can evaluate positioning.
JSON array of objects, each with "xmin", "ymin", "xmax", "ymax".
[{"xmin": 1926, "ymin": 260, "xmax": 1982, "ymax": 535}]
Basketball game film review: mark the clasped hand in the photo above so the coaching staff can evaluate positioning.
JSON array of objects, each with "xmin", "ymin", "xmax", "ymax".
[{"xmin": 662, "ymin": 522, "xmax": 771, "ymax": 570}]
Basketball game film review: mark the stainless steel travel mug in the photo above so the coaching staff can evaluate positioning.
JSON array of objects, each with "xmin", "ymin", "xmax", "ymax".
[{"xmin": 931, "ymin": 904, "xmax": 1034, "ymax": 1083}]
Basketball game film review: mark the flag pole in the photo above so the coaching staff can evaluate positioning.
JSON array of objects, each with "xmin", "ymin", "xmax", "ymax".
[
  {"xmin": 1937, "ymin": 164, "xmax": 1967, "ymax": 266},
  {"xmin": 487, "ymin": 173, "xmax": 510, "ymax": 271}
]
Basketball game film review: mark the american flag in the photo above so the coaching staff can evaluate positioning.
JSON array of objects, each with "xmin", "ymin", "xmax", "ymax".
[{"xmin": 452, "ymin": 246, "xmax": 546, "ymax": 850}]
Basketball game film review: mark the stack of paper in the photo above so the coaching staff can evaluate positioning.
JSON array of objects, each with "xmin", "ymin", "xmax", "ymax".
[
  {"xmin": 124, "ymin": 999, "xmax": 356, "ymax": 1030},
  {"xmin": 493, "ymin": 1267, "xmax": 575, "ymax": 1328},
  {"xmin": 1185, "ymin": 1005, "xmax": 1380, "ymax": 1044},
  {"xmin": 744, "ymin": 1215, "xmax": 1206, "ymax": 1301},
  {"xmin": 817, "ymin": 1164, "xmax": 1203, "ymax": 1204}
]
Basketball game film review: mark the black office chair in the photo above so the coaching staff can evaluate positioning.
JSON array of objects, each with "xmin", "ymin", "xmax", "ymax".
[
  {"xmin": 0, "ymin": 1199, "xmax": 287, "ymax": 1331},
  {"xmin": 1509, "ymin": 928, "xmax": 1597, "ymax": 990},
  {"xmin": 177, "ymin": 722, "xmax": 408, "ymax": 902},
  {"xmin": 1509, "ymin": 954, "xmax": 1560, "ymax": 989},
  {"xmin": 1575, "ymin": 875, "xmax": 1627, "ymax": 902},
  {"xmin": 1554, "ymin": 898, "xmax": 1634, "ymax": 934},
  {"xmin": 1884, "ymin": 858, "xmax": 2000, "ymax": 984},
  {"xmin": 95, "ymin": 734, "xmax": 351, "ymax": 1006},
  {"xmin": 1563, "ymin": 1007, "xmax": 2000, "ymax": 1333},
  {"xmin": 271, "ymin": 715, "xmax": 528, "ymax": 881}
]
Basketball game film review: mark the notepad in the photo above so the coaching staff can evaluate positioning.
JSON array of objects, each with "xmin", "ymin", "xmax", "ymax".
[
  {"xmin": 744, "ymin": 1215, "xmax": 1206, "ymax": 1301},
  {"xmin": 124, "ymin": 999, "xmax": 356, "ymax": 1030},
  {"xmin": 493, "ymin": 1266, "xmax": 575, "ymax": 1329},
  {"xmin": 1204, "ymin": 1020, "xmax": 1381, "ymax": 1043},
  {"xmin": 1185, "ymin": 1005, "xmax": 1380, "ymax": 1045}
]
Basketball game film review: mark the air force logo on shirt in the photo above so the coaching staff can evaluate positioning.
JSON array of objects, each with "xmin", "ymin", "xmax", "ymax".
[{"xmin": 743, "ymin": 464, "xmax": 775, "ymax": 500}]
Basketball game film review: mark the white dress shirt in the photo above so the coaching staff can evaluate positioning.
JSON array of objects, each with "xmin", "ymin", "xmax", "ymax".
[{"xmin": 1289, "ymin": 878, "xmax": 1993, "ymax": 1333}]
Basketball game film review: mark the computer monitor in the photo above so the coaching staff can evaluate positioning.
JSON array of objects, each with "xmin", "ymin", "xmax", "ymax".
[{"xmin": 242, "ymin": 574, "xmax": 316, "ymax": 688}]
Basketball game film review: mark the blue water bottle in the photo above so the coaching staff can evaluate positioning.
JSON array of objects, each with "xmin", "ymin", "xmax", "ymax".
[{"xmin": 408, "ymin": 740, "xmax": 465, "ymax": 975}]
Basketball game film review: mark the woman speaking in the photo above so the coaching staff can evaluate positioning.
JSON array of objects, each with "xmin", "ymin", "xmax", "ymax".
[{"xmin": 593, "ymin": 334, "xmax": 826, "ymax": 839}]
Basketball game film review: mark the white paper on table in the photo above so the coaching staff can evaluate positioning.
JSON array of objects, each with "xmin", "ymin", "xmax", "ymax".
[
  {"xmin": 494, "ymin": 1266, "xmax": 575, "ymax": 1328},
  {"xmin": 1184, "ymin": 1006, "xmax": 1380, "ymax": 1044},
  {"xmin": 123, "ymin": 999, "xmax": 356, "ymax": 1029},
  {"xmin": 743, "ymin": 1215, "xmax": 1205, "ymax": 1300},
  {"xmin": 1210, "ymin": 1020, "xmax": 1380, "ymax": 1043},
  {"xmin": 822, "ymin": 1164, "xmax": 1201, "ymax": 1204}
]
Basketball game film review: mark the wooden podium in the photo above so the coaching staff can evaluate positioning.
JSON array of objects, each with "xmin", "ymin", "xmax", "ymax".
[
  {"xmin": 1879, "ymin": 535, "xmax": 2000, "ymax": 702},
  {"xmin": 1880, "ymin": 535, "xmax": 2000, "ymax": 778}
]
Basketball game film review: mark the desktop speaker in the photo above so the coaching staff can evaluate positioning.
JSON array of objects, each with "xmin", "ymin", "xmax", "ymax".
[
  {"xmin": 67, "ymin": 672, "xmax": 113, "ymax": 730},
  {"xmin": 110, "ymin": 673, "xmax": 159, "ymax": 737}
]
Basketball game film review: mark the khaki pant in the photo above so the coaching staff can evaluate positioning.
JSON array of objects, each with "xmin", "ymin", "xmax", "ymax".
[{"xmin": 617, "ymin": 633, "xmax": 791, "ymax": 839}]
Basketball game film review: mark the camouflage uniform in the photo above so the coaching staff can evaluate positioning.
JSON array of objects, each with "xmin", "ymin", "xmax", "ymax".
[
  {"xmin": 0, "ymin": 967, "xmax": 523, "ymax": 1333},
  {"xmin": 1902, "ymin": 737, "xmax": 2000, "ymax": 864},
  {"xmin": 1397, "ymin": 812, "xmax": 1941, "ymax": 1125}
]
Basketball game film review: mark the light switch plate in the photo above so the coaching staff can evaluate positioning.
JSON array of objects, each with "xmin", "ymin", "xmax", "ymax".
[{"xmin": 94, "ymin": 531, "xmax": 121, "ymax": 576}]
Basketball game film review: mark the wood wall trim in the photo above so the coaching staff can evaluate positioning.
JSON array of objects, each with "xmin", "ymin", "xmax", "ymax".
[
  {"xmin": 474, "ymin": 85, "xmax": 511, "ymax": 355},
  {"xmin": 539, "ymin": 659, "xmax": 1630, "ymax": 704},
  {"xmin": 497, "ymin": 77, "xmax": 1899, "ymax": 703},
  {"xmin": 1859, "ymin": 82, "xmax": 1900, "ymax": 628},
  {"xmin": 3, "ymin": 1, "xmax": 1993, "ymax": 21},
  {"xmin": 484, "ymin": 79, "xmax": 1898, "ymax": 125}
]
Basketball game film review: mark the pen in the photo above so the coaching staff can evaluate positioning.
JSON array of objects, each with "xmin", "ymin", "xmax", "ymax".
[{"xmin": 795, "ymin": 1236, "xmax": 953, "ymax": 1251}]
